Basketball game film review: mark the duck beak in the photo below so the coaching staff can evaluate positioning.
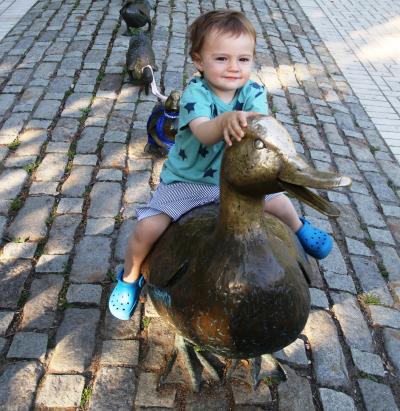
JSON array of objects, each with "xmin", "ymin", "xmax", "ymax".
[{"xmin": 277, "ymin": 155, "xmax": 352, "ymax": 217}]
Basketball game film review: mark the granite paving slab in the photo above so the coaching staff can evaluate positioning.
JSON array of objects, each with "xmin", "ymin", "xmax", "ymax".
[
  {"xmin": 383, "ymin": 328, "xmax": 400, "ymax": 374},
  {"xmin": 35, "ymin": 374, "xmax": 86, "ymax": 409},
  {"xmin": 0, "ymin": 311, "xmax": 14, "ymax": 335},
  {"xmin": 0, "ymin": 242, "xmax": 37, "ymax": 261},
  {"xmin": 358, "ymin": 379, "xmax": 398, "ymax": 411},
  {"xmin": 319, "ymin": 388, "xmax": 356, "ymax": 411},
  {"xmin": 278, "ymin": 365, "xmax": 315, "ymax": 411},
  {"xmin": 135, "ymin": 372, "xmax": 176, "ymax": 408},
  {"xmin": 35, "ymin": 153, "xmax": 68, "ymax": 181},
  {"xmin": 88, "ymin": 367, "xmax": 136, "ymax": 411},
  {"xmin": 61, "ymin": 165, "xmax": 93, "ymax": 197},
  {"xmin": 7, "ymin": 196, "xmax": 54, "ymax": 241},
  {"xmin": 21, "ymin": 274, "xmax": 64, "ymax": 330},
  {"xmin": 100, "ymin": 339, "xmax": 139, "ymax": 366},
  {"xmin": 70, "ymin": 236, "xmax": 112, "ymax": 283},
  {"xmin": 0, "ymin": 168, "xmax": 28, "ymax": 200},
  {"xmin": 87, "ymin": 181, "xmax": 121, "ymax": 218},
  {"xmin": 303, "ymin": 310, "xmax": 349, "ymax": 388},
  {"xmin": 0, "ymin": 361, "xmax": 44, "ymax": 411},
  {"xmin": 6, "ymin": 331, "xmax": 48, "ymax": 361},
  {"xmin": 0, "ymin": 260, "xmax": 31, "ymax": 309},
  {"xmin": 48, "ymin": 308, "xmax": 100, "ymax": 373},
  {"xmin": 66, "ymin": 283, "xmax": 102, "ymax": 305},
  {"xmin": 45, "ymin": 214, "xmax": 81, "ymax": 254}
]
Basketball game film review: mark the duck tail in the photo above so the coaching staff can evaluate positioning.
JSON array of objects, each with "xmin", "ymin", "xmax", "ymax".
[{"xmin": 142, "ymin": 66, "xmax": 153, "ymax": 84}]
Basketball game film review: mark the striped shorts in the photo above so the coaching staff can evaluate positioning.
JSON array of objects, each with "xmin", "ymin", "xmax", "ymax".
[{"xmin": 136, "ymin": 182, "xmax": 282, "ymax": 222}]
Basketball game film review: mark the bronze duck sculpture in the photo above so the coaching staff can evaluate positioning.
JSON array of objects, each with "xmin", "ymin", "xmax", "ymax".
[
  {"xmin": 145, "ymin": 90, "xmax": 181, "ymax": 157},
  {"xmin": 120, "ymin": 0, "xmax": 151, "ymax": 34},
  {"xmin": 126, "ymin": 31, "xmax": 157, "ymax": 95},
  {"xmin": 142, "ymin": 115, "xmax": 351, "ymax": 388}
]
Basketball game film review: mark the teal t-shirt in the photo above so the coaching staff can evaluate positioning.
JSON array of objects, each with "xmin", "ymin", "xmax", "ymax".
[{"xmin": 160, "ymin": 77, "xmax": 268, "ymax": 185}]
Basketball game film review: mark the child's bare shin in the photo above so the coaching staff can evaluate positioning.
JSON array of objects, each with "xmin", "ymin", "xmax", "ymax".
[{"xmin": 123, "ymin": 214, "xmax": 171, "ymax": 282}]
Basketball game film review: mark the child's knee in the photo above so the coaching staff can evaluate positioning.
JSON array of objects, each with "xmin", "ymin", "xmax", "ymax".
[
  {"xmin": 264, "ymin": 193, "xmax": 287, "ymax": 212},
  {"xmin": 134, "ymin": 214, "xmax": 171, "ymax": 243}
]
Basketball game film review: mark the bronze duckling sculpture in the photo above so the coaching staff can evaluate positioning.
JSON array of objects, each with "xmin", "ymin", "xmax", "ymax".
[
  {"xmin": 142, "ymin": 115, "xmax": 351, "ymax": 389},
  {"xmin": 126, "ymin": 31, "xmax": 157, "ymax": 95},
  {"xmin": 145, "ymin": 90, "xmax": 181, "ymax": 157},
  {"xmin": 120, "ymin": 0, "xmax": 151, "ymax": 35}
]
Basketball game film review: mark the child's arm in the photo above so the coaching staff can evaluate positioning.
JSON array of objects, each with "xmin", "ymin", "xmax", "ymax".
[{"xmin": 190, "ymin": 111, "xmax": 259, "ymax": 146}]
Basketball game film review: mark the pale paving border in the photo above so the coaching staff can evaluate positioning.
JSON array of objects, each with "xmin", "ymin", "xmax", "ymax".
[
  {"xmin": 0, "ymin": 0, "xmax": 38, "ymax": 42},
  {"xmin": 297, "ymin": 0, "xmax": 400, "ymax": 163}
]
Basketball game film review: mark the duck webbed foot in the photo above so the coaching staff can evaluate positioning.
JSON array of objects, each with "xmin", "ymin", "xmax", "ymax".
[
  {"xmin": 160, "ymin": 335, "xmax": 224, "ymax": 392},
  {"xmin": 159, "ymin": 336, "xmax": 286, "ymax": 392},
  {"xmin": 227, "ymin": 354, "xmax": 287, "ymax": 390}
]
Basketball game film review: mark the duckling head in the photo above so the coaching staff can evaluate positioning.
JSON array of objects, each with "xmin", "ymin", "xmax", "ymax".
[
  {"xmin": 222, "ymin": 115, "xmax": 351, "ymax": 216},
  {"xmin": 164, "ymin": 90, "xmax": 180, "ymax": 113}
]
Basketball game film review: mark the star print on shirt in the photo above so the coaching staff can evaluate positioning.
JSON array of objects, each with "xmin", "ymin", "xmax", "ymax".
[
  {"xmin": 234, "ymin": 101, "xmax": 244, "ymax": 111},
  {"xmin": 210, "ymin": 103, "xmax": 218, "ymax": 117},
  {"xmin": 179, "ymin": 149, "xmax": 187, "ymax": 160},
  {"xmin": 184, "ymin": 102, "xmax": 196, "ymax": 113},
  {"xmin": 203, "ymin": 168, "xmax": 217, "ymax": 178},
  {"xmin": 251, "ymin": 82, "xmax": 262, "ymax": 89},
  {"xmin": 198, "ymin": 145, "xmax": 209, "ymax": 158}
]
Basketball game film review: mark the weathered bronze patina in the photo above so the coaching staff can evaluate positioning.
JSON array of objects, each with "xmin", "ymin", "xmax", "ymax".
[
  {"xmin": 120, "ymin": 0, "xmax": 151, "ymax": 34},
  {"xmin": 126, "ymin": 31, "xmax": 157, "ymax": 95},
  {"xmin": 142, "ymin": 115, "xmax": 351, "ymax": 360},
  {"xmin": 146, "ymin": 90, "xmax": 181, "ymax": 157}
]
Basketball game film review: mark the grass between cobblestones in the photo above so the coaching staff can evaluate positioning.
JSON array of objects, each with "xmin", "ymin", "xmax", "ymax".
[
  {"xmin": 106, "ymin": 269, "xmax": 116, "ymax": 282},
  {"xmin": 9, "ymin": 197, "xmax": 24, "ymax": 213},
  {"xmin": 142, "ymin": 316, "xmax": 151, "ymax": 330},
  {"xmin": 22, "ymin": 161, "xmax": 40, "ymax": 174},
  {"xmin": 6, "ymin": 139, "xmax": 20, "ymax": 150},
  {"xmin": 359, "ymin": 292, "xmax": 382, "ymax": 306},
  {"xmin": 80, "ymin": 387, "xmax": 93, "ymax": 408}
]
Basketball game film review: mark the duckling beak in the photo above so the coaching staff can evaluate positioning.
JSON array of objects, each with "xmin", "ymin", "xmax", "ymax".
[{"xmin": 277, "ymin": 155, "xmax": 352, "ymax": 217}]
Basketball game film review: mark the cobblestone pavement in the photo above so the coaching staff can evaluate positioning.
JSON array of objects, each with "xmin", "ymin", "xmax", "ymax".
[
  {"xmin": 298, "ymin": 0, "xmax": 400, "ymax": 163},
  {"xmin": 0, "ymin": 0, "xmax": 399, "ymax": 410},
  {"xmin": 0, "ymin": 0, "xmax": 38, "ymax": 42}
]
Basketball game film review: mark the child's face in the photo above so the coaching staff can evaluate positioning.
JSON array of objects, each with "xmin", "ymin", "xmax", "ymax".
[{"xmin": 193, "ymin": 30, "xmax": 255, "ymax": 101}]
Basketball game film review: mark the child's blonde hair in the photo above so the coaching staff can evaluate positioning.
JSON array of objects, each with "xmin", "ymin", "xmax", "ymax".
[{"xmin": 189, "ymin": 10, "xmax": 256, "ymax": 59}]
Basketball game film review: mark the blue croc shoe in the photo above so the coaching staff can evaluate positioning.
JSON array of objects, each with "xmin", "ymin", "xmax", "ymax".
[
  {"xmin": 296, "ymin": 217, "xmax": 333, "ymax": 260},
  {"xmin": 108, "ymin": 269, "xmax": 145, "ymax": 320}
]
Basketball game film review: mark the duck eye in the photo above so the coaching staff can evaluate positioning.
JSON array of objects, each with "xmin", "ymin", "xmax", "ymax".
[{"xmin": 254, "ymin": 139, "xmax": 265, "ymax": 150}]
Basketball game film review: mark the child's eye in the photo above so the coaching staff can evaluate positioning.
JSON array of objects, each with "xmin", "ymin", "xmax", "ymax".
[
  {"xmin": 239, "ymin": 58, "xmax": 251, "ymax": 62},
  {"xmin": 215, "ymin": 57, "xmax": 227, "ymax": 61}
]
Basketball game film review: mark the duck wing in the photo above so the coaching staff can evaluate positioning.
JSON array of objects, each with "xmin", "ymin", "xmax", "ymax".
[
  {"xmin": 261, "ymin": 213, "xmax": 314, "ymax": 286},
  {"xmin": 142, "ymin": 204, "xmax": 219, "ymax": 287}
]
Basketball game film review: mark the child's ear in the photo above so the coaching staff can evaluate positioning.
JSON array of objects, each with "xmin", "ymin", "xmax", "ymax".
[{"xmin": 192, "ymin": 53, "xmax": 204, "ymax": 72}]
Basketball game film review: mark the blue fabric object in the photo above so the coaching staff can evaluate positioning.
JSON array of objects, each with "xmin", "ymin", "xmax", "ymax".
[
  {"xmin": 160, "ymin": 77, "xmax": 268, "ymax": 186},
  {"xmin": 108, "ymin": 269, "xmax": 145, "ymax": 320},
  {"xmin": 147, "ymin": 106, "xmax": 179, "ymax": 151},
  {"xmin": 296, "ymin": 217, "xmax": 333, "ymax": 259}
]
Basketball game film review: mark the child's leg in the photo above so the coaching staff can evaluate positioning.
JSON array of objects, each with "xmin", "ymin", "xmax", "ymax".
[
  {"xmin": 264, "ymin": 193, "xmax": 333, "ymax": 259},
  {"xmin": 109, "ymin": 213, "xmax": 171, "ymax": 320},
  {"xmin": 264, "ymin": 193, "xmax": 302, "ymax": 232},
  {"xmin": 123, "ymin": 213, "xmax": 171, "ymax": 283}
]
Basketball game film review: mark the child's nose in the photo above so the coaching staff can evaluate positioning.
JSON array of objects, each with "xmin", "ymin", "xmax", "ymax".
[{"xmin": 228, "ymin": 59, "xmax": 240, "ymax": 71}]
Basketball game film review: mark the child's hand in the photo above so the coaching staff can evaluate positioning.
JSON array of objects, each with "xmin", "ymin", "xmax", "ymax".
[{"xmin": 219, "ymin": 111, "xmax": 259, "ymax": 146}]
